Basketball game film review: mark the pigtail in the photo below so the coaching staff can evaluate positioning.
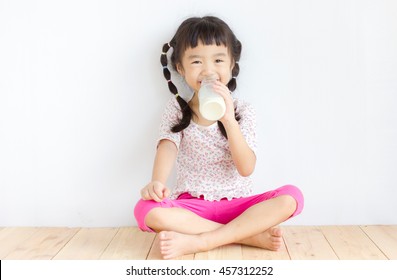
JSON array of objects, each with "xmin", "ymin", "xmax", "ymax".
[
  {"xmin": 160, "ymin": 42, "xmax": 192, "ymax": 133},
  {"xmin": 227, "ymin": 63, "xmax": 240, "ymax": 92},
  {"xmin": 227, "ymin": 39, "xmax": 242, "ymax": 92},
  {"xmin": 160, "ymin": 43, "xmax": 178, "ymax": 94}
]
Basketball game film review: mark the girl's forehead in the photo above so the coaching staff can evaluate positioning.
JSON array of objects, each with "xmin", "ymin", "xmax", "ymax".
[{"xmin": 183, "ymin": 42, "xmax": 230, "ymax": 57}]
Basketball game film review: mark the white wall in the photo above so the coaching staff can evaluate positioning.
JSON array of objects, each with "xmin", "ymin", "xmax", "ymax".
[{"xmin": 1, "ymin": 0, "xmax": 396, "ymax": 227}]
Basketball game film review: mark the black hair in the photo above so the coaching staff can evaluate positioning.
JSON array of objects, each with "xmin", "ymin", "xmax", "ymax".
[{"xmin": 160, "ymin": 16, "xmax": 242, "ymax": 138}]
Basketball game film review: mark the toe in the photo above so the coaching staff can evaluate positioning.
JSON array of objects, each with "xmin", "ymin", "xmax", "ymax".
[
  {"xmin": 159, "ymin": 231, "xmax": 173, "ymax": 241},
  {"xmin": 159, "ymin": 231, "xmax": 167, "ymax": 240},
  {"xmin": 271, "ymin": 227, "xmax": 283, "ymax": 237}
]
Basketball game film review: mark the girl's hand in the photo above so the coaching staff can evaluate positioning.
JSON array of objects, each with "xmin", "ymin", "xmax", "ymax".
[
  {"xmin": 140, "ymin": 181, "xmax": 170, "ymax": 202},
  {"xmin": 212, "ymin": 81, "xmax": 236, "ymax": 124}
]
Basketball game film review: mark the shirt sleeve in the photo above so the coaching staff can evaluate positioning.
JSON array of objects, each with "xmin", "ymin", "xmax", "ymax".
[
  {"xmin": 236, "ymin": 100, "xmax": 258, "ymax": 154},
  {"xmin": 157, "ymin": 97, "xmax": 182, "ymax": 149}
]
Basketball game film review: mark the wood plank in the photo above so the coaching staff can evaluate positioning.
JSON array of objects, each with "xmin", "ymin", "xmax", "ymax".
[
  {"xmin": 53, "ymin": 228, "xmax": 118, "ymax": 260},
  {"xmin": 361, "ymin": 225, "xmax": 397, "ymax": 260},
  {"xmin": 146, "ymin": 235, "xmax": 194, "ymax": 260},
  {"xmin": 146, "ymin": 235, "xmax": 162, "ymax": 260},
  {"xmin": 320, "ymin": 226, "xmax": 387, "ymax": 260},
  {"xmin": 4, "ymin": 228, "xmax": 79, "ymax": 260},
  {"xmin": 0, "ymin": 227, "xmax": 38, "ymax": 259},
  {"xmin": 283, "ymin": 226, "xmax": 338, "ymax": 259},
  {"xmin": 100, "ymin": 227, "xmax": 156, "ymax": 260},
  {"xmin": 1, "ymin": 225, "xmax": 396, "ymax": 260},
  {"xmin": 195, "ymin": 244, "xmax": 242, "ymax": 260}
]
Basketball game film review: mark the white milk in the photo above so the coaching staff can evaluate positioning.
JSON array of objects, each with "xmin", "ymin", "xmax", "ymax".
[{"xmin": 198, "ymin": 77, "xmax": 226, "ymax": 121}]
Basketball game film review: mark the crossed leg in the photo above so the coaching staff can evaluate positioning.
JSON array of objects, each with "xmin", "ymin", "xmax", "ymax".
[{"xmin": 145, "ymin": 194, "xmax": 296, "ymax": 259}]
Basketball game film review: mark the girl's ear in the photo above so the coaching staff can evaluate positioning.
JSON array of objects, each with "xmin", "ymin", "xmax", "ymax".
[{"xmin": 176, "ymin": 63, "xmax": 185, "ymax": 76}]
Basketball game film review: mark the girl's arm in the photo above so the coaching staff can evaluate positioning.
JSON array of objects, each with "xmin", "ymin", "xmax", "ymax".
[
  {"xmin": 214, "ymin": 82, "xmax": 256, "ymax": 176},
  {"xmin": 223, "ymin": 119, "xmax": 256, "ymax": 177},
  {"xmin": 152, "ymin": 139, "xmax": 178, "ymax": 183},
  {"xmin": 140, "ymin": 139, "xmax": 177, "ymax": 201}
]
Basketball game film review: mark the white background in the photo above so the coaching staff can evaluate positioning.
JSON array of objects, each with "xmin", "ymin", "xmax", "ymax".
[{"xmin": 1, "ymin": 0, "xmax": 396, "ymax": 227}]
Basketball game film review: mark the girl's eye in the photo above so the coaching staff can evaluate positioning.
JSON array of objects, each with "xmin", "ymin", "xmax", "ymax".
[
  {"xmin": 192, "ymin": 60, "xmax": 201, "ymax": 64},
  {"xmin": 215, "ymin": 59, "xmax": 224, "ymax": 63}
]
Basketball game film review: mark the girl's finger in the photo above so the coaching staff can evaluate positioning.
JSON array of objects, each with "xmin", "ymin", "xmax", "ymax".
[
  {"xmin": 163, "ymin": 187, "xmax": 171, "ymax": 198},
  {"xmin": 148, "ymin": 186, "xmax": 162, "ymax": 202},
  {"xmin": 153, "ymin": 184, "xmax": 165, "ymax": 200},
  {"xmin": 141, "ymin": 189, "xmax": 151, "ymax": 200}
]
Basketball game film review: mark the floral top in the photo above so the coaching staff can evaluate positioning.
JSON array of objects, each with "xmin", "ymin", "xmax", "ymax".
[{"xmin": 157, "ymin": 97, "xmax": 257, "ymax": 201}]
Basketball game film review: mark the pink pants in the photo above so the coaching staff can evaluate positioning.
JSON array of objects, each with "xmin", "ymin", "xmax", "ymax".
[{"xmin": 134, "ymin": 184, "xmax": 304, "ymax": 232}]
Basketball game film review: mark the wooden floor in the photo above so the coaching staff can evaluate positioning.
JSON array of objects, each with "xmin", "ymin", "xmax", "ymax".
[{"xmin": 0, "ymin": 226, "xmax": 396, "ymax": 260}]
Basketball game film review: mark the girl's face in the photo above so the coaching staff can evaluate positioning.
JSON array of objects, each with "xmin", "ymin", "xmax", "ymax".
[{"xmin": 177, "ymin": 42, "xmax": 234, "ymax": 93}]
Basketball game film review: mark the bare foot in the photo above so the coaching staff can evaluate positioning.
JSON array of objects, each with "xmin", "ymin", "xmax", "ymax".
[
  {"xmin": 159, "ymin": 227, "xmax": 283, "ymax": 259},
  {"xmin": 240, "ymin": 227, "xmax": 283, "ymax": 251},
  {"xmin": 159, "ymin": 231, "xmax": 207, "ymax": 259}
]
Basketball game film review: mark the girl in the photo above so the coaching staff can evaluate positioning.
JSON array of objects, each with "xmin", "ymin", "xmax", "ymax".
[{"xmin": 134, "ymin": 16, "xmax": 304, "ymax": 259}]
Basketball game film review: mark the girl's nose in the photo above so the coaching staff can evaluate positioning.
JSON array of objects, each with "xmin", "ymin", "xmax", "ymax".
[
  {"xmin": 201, "ymin": 68, "xmax": 216, "ymax": 77},
  {"xmin": 202, "ymin": 61, "xmax": 216, "ymax": 73}
]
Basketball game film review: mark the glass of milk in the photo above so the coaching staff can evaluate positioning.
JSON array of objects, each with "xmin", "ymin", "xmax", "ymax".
[{"xmin": 198, "ymin": 76, "xmax": 226, "ymax": 121}]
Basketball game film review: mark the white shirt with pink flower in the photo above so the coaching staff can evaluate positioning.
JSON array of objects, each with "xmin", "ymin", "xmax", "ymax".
[{"xmin": 157, "ymin": 97, "xmax": 257, "ymax": 201}]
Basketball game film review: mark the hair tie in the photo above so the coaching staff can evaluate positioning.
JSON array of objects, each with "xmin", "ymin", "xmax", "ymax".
[
  {"xmin": 175, "ymin": 93, "xmax": 179, "ymax": 98},
  {"xmin": 167, "ymin": 80, "xmax": 172, "ymax": 83}
]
